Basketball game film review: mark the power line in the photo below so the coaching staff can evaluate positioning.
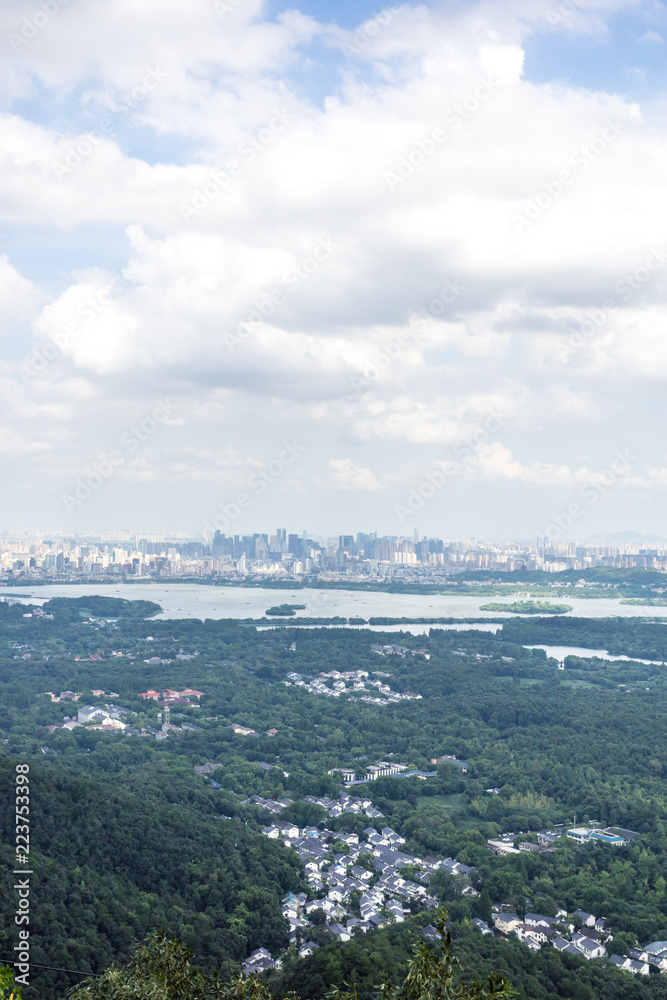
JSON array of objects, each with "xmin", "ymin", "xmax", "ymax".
[{"xmin": 0, "ymin": 959, "xmax": 100, "ymax": 979}]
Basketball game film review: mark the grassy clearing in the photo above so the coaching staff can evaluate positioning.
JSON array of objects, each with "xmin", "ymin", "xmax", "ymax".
[{"xmin": 415, "ymin": 793, "xmax": 467, "ymax": 813}]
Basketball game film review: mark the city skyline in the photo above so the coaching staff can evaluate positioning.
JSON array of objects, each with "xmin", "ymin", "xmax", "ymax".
[
  {"xmin": 2, "ymin": 0, "xmax": 667, "ymax": 536},
  {"xmin": 3, "ymin": 528, "xmax": 667, "ymax": 586}
]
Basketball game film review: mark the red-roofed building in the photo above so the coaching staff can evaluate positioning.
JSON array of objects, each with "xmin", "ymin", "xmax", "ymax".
[{"xmin": 139, "ymin": 690, "xmax": 161, "ymax": 700}]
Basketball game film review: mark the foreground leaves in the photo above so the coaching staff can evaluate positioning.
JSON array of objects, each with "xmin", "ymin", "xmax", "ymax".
[{"xmin": 70, "ymin": 912, "xmax": 513, "ymax": 1000}]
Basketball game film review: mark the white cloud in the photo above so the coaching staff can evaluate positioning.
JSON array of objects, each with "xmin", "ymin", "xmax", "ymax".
[
  {"xmin": 1, "ymin": 0, "xmax": 667, "ymax": 531},
  {"xmin": 474, "ymin": 442, "xmax": 573, "ymax": 485},
  {"xmin": 637, "ymin": 29, "xmax": 663, "ymax": 44},
  {"xmin": 0, "ymin": 255, "xmax": 45, "ymax": 330},
  {"xmin": 324, "ymin": 459, "xmax": 385, "ymax": 491}
]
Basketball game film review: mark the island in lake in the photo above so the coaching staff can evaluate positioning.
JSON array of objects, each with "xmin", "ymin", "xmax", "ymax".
[
  {"xmin": 264, "ymin": 603, "xmax": 307, "ymax": 616},
  {"xmin": 479, "ymin": 599, "xmax": 573, "ymax": 615},
  {"xmin": 620, "ymin": 597, "xmax": 667, "ymax": 606}
]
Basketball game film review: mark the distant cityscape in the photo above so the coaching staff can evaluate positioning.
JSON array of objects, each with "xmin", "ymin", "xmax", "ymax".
[{"xmin": 1, "ymin": 530, "xmax": 667, "ymax": 583}]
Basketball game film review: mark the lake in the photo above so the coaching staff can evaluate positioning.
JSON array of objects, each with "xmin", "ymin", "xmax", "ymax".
[
  {"xmin": 524, "ymin": 644, "xmax": 665, "ymax": 666},
  {"xmin": 6, "ymin": 582, "xmax": 667, "ymax": 662},
  {"xmin": 256, "ymin": 622, "xmax": 504, "ymax": 635},
  {"xmin": 4, "ymin": 582, "xmax": 667, "ymax": 622}
]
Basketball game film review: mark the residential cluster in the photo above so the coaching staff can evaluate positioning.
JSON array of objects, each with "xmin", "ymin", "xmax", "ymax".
[
  {"xmin": 46, "ymin": 702, "xmax": 137, "ymax": 735},
  {"xmin": 228, "ymin": 788, "xmax": 384, "ymax": 821},
  {"xmin": 242, "ymin": 794, "xmax": 294, "ymax": 814},
  {"xmin": 2, "ymin": 531, "xmax": 667, "ymax": 584},
  {"xmin": 489, "ymin": 909, "xmax": 609, "ymax": 959},
  {"xmin": 43, "ymin": 685, "xmax": 206, "ymax": 740},
  {"xmin": 46, "ymin": 689, "xmax": 83, "ymax": 703},
  {"xmin": 202, "ymin": 772, "xmax": 654, "ymax": 982},
  {"xmin": 138, "ymin": 687, "xmax": 205, "ymax": 705},
  {"xmin": 302, "ymin": 790, "xmax": 384, "ymax": 819},
  {"xmin": 249, "ymin": 814, "xmax": 476, "ymax": 971},
  {"xmin": 370, "ymin": 644, "xmax": 430, "ymax": 659},
  {"xmin": 484, "ymin": 907, "xmax": 660, "ymax": 976},
  {"xmin": 282, "ymin": 669, "xmax": 422, "ymax": 706}
]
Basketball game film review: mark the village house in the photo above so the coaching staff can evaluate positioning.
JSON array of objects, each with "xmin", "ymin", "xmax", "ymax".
[
  {"xmin": 610, "ymin": 955, "xmax": 649, "ymax": 975},
  {"xmin": 571, "ymin": 934, "xmax": 606, "ymax": 960},
  {"xmin": 242, "ymin": 948, "xmax": 278, "ymax": 975},
  {"xmin": 430, "ymin": 755, "xmax": 469, "ymax": 773},
  {"xmin": 494, "ymin": 913, "xmax": 521, "ymax": 935},
  {"xmin": 573, "ymin": 909, "xmax": 596, "ymax": 928}
]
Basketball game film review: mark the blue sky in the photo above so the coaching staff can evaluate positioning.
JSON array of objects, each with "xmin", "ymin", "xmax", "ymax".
[
  {"xmin": 10, "ymin": 0, "xmax": 665, "ymax": 293},
  {"xmin": 267, "ymin": 0, "xmax": 386, "ymax": 26},
  {"xmin": 524, "ymin": 4, "xmax": 667, "ymax": 102}
]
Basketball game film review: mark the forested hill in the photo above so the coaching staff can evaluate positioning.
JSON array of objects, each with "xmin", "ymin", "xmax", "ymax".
[
  {"xmin": 499, "ymin": 615, "xmax": 667, "ymax": 660},
  {"xmin": 4, "ymin": 600, "xmax": 667, "ymax": 999},
  {"xmin": 41, "ymin": 596, "xmax": 162, "ymax": 620},
  {"xmin": 0, "ymin": 758, "xmax": 302, "ymax": 998}
]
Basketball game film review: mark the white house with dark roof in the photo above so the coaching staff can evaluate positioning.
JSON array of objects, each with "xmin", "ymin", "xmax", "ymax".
[
  {"xmin": 525, "ymin": 913, "xmax": 558, "ymax": 928},
  {"xmin": 329, "ymin": 923, "xmax": 350, "ymax": 941},
  {"xmin": 274, "ymin": 820, "xmax": 299, "ymax": 838},
  {"xmin": 609, "ymin": 954, "xmax": 649, "ymax": 975},
  {"xmin": 472, "ymin": 918, "xmax": 493, "ymax": 935},
  {"xmin": 242, "ymin": 948, "xmax": 278, "ymax": 974},
  {"xmin": 572, "ymin": 935, "xmax": 606, "ymax": 960}
]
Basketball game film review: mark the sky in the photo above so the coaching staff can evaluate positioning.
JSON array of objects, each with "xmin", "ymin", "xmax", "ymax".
[{"xmin": 1, "ymin": 0, "xmax": 667, "ymax": 540}]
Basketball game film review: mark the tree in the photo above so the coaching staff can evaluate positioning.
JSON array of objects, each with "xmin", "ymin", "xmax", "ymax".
[
  {"xmin": 70, "ymin": 914, "xmax": 514, "ymax": 1000},
  {"xmin": 68, "ymin": 934, "xmax": 279, "ymax": 1000},
  {"xmin": 0, "ymin": 966, "xmax": 22, "ymax": 1000},
  {"xmin": 328, "ymin": 912, "xmax": 514, "ymax": 1000},
  {"xmin": 477, "ymin": 890, "xmax": 492, "ymax": 926},
  {"xmin": 610, "ymin": 931, "xmax": 636, "ymax": 957}
]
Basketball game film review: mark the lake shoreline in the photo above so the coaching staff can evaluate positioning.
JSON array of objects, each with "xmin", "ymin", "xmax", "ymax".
[{"xmin": 5, "ymin": 582, "xmax": 667, "ymax": 623}]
